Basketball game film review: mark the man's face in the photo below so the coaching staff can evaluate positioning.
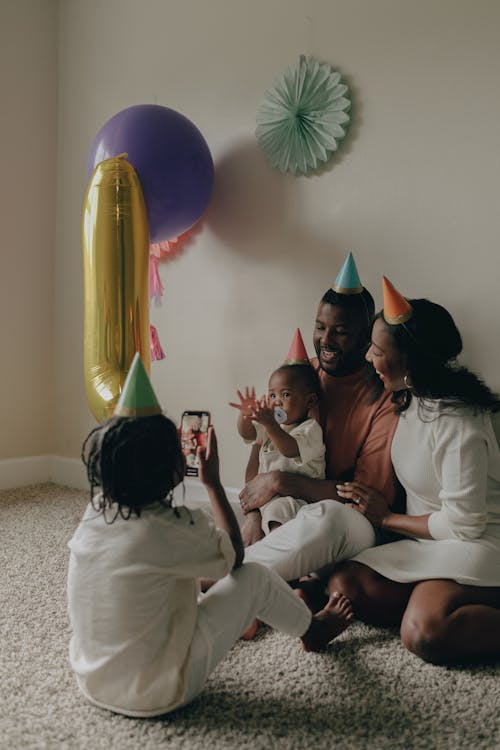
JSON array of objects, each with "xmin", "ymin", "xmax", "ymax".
[{"xmin": 313, "ymin": 302, "xmax": 369, "ymax": 376}]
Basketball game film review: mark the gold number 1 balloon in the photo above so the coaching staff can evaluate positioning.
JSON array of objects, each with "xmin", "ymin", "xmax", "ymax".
[{"xmin": 82, "ymin": 154, "xmax": 150, "ymax": 422}]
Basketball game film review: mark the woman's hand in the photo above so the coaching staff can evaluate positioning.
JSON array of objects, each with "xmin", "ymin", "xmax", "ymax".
[
  {"xmin": 336, "ymin": 481, "xmax": 391, "ymax": 527},
  {"xmin": 229, "ymin": 387, "xmax": 258, "ymax": 418},
  {"xmin": 197, "ymin": 427, "xmax": 221, "ymax": 489}
]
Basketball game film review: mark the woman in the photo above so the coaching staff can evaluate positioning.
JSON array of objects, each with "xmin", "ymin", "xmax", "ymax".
[{"xmin": 301, "ymin": 277, "xmax": 500, "ymax": 664}]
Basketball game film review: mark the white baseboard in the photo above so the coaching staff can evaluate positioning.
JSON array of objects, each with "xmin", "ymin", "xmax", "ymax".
[
  {"xmin": 0, "ymin": 455, "xmax": 244, "ymax": 522},
  {"xmin": 51, "ymin": 455, "xmax": 88, "ymax": 489},
  {"xmin": 0, "ymin": 456, "xmax": 54, "ymax": 490},
  {"xmin": 0, "ymin": 455, "xmax": 89, "ymax": 492}
]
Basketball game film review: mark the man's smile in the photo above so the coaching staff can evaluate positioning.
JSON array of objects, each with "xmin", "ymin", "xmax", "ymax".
[{"xmin": 320, "ymin": 348, "xmax": 340, "ymax": 362}]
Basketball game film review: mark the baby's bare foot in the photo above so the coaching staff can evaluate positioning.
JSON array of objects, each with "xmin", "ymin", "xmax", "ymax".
[
  {"xmin": 199, "ymin": 578, "xmax": 216, "ymax": 593},
  {"xmin": 300, "ymin": 591, "xmax": 353, "ymax": 652}
]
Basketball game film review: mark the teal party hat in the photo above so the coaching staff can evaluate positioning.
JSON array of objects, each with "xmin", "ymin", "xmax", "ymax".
[{"xmin": 332, "ymin": 252, "xmax": 363, "ymax": 294}]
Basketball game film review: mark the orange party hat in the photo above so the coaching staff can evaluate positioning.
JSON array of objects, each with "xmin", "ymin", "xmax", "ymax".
[
  {"xmin": 382, "ymin": 276, "xmax": 413, "ymax": 325},
  {"xmin": 284, "ymin": 328, "xmax": 309, "ymax": 364}
]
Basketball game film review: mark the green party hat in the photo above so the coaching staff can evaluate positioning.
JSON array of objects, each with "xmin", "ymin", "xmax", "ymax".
[
  {"xmin": 332, "ymin": 252, "xmax": 363, "ymax": 294},
  {"xmin": 114, "ymin": 353, "xmax": 162, "ymax": 418}
]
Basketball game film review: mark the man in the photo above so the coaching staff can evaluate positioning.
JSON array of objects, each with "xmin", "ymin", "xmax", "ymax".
[{"xmin": 241, "ymin": 253, "xmax": 400, "ymax": 581}]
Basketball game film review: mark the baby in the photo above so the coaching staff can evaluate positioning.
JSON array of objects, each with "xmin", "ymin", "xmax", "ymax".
[{"xmin": 231, "ymin": 330, "xmax": 325, "ymax": 541}]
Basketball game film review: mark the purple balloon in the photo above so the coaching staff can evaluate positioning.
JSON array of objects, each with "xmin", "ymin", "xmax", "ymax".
[{"xmin": 87, "ymin": 105, "xmax": 214, "ymax": 243}]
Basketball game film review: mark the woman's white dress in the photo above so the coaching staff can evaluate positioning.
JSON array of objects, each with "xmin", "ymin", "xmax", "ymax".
[{"xmin": 351, "ymin": 399, "xmax": 500, "ymax": 587}]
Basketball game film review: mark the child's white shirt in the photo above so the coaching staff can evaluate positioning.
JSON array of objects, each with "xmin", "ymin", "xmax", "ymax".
[{"xmin": 67, "ymin": 501, "xmax": 235, "ymax": 717}]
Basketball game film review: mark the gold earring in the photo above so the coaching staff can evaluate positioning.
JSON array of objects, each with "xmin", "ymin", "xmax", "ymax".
[{"xmin": 403, "ymin": 374, "xmax": 412, "ymax": 390}]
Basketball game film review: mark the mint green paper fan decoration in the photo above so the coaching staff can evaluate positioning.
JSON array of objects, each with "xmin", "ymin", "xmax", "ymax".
[{"xmin": 255, "ymin": 56, "xmax": 351, "ymax": 175}]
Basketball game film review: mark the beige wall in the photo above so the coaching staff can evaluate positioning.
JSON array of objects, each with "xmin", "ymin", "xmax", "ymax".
[
  {"xmin": 0, "ymin": 0, "xmax": 57, "ymax": 458},
  {"xmin": 2, "ymin": 0, "xmax": 500, "ymax": 489}
]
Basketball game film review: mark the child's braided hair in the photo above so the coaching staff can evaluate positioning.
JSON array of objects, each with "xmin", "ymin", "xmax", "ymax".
[{"xmin": 82, "ymin": 414, "xmax": 185, "ymax": 522}]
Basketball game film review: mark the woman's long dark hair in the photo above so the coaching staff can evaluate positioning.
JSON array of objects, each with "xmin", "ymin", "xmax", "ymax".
[
  {"xmin": 82, "ymin": 414, "xmax": 185, "ymax": 521},
  {"xmin": 372, "ymin": 299, "xmax": 500, "ymax": 415}
]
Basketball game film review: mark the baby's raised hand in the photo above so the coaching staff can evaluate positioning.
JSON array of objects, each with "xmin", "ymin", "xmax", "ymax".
[
  {"xmin": 251, "ymin": 396, "xmax": 276, "ymax": 426},
  {"xmin": 229, "ymin": 386, "xmax": 258, "ymax": 418}
]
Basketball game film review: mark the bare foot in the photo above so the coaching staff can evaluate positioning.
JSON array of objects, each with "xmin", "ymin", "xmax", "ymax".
[
  {"xmin": 241, "ymin": 516, "xmax": 265, "ymax": 547},
  {"xmin": 300, "ymin": 592, "xmax": 353, "ymax": 652},
  {"xmin": 296, "ymin": 576, "xmax": 328, "ymax": 614},
  {"xmin": 241, "ymin": 618, "xmax": 264, "ymax": 640}
]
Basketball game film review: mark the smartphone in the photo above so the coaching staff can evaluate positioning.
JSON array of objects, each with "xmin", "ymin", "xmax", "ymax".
[{"xmin": 180, "ymin": 410, "xmax": 211, "ymax": 476}]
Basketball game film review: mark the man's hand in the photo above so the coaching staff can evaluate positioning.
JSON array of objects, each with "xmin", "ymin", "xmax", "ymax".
[
  {"xmin": 241, "ymin": 512, "xmax": 265, "ymax": 547},
  {"xmin": 336, "ymin": 481, "xmax": 390, "ymax": 527},
  {"xmin": 239, "ymin": 471, "xmax": 279, "ymax": 513}
]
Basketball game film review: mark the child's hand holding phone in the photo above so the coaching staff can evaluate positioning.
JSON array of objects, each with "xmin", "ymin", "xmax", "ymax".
[
  {"xmin": 197, "ymin": 425, "xmax": 245, "ymax": 568},
  {"xmin": 196, "ymin": 426, "xmax": 221, "ymax": 489}
]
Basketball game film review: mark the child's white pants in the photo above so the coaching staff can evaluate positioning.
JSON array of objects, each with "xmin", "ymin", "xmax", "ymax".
[
  {"xmin": 244, "ymin": 499, "xmax": 376, "ymax": 581},
  {"xmin": 182, "ymin": 561, "xmax": 311, "ymax": 707}
]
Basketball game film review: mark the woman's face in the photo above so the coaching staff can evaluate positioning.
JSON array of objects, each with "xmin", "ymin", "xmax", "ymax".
[{"xmin": 366, "ymin": 318, "xmax": 407, "ymax": 392}]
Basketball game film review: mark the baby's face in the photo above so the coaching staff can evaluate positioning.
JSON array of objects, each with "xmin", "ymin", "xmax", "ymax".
[{"xmin": 267, "ymin": 371, "xmax": 310, "ymax": 424}]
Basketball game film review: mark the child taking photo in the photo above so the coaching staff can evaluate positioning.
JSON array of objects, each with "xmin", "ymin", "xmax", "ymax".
[{"xmin": 67, "ymin": 354, "xmax": 352, "ymax": 717}]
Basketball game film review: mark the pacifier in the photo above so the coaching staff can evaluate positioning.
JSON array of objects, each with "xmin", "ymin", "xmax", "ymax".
[{"xmin": 274, "ymin": 406, "xmax": 288, "ymax": 424}]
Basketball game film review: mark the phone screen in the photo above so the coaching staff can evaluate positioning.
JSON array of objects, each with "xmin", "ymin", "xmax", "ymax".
[{"xmin": 180, "ymin": 411, "xmax": 211, "ymax": 476}]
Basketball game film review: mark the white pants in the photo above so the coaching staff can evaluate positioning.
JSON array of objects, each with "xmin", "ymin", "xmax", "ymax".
[
  {"xmin": 260, "ymin": 495, "xmax": 307, "ymax": 534},
  {"xmin": 244, "ymin": 499, "xmax": 376, "ymax": 581},
  {"xmin": 182, "ymin": 561, "xmax": 311, "ymax": 707}
]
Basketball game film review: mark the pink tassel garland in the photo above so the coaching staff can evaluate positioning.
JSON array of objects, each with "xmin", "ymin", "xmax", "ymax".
[
  {"xmin": 150, "ymin": 237, "xmax": 179, "ymax": 260},
  {"xmin": 148, "ymin": 237, "xmax": 180, "ymax": 362},
  {"xmin": 150, "ymin": 324, "xmax": 165, "ymax": 361},
  {"xmin": 149, "ymin": 254, "xmax": 164, "ymax": 305}
]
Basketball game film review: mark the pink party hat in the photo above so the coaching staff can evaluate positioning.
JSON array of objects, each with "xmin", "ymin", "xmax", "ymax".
[{"xmin": 284, "ymin": 328, "xmax": 309, "ymax": 364}]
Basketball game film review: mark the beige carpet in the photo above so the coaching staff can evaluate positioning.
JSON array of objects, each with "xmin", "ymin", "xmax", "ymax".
[{"xmin": 2, "ymin": 483, "xmax": 500, "ymax": 750}]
